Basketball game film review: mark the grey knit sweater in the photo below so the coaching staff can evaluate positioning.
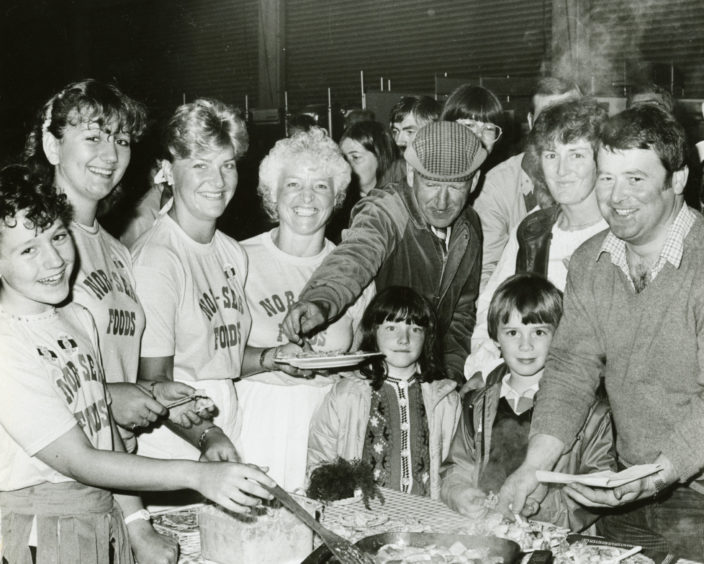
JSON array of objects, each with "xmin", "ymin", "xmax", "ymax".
[{"xmin": 532, "ymin": 212, "xmax": 704, "ymax": 490}]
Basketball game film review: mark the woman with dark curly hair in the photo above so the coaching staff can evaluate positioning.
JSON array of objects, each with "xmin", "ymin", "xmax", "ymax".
[
  {"xmin": 307, "ymin": 286, "xmax": 460, "ymax": 499},
  {"xmin": 23, "ymin": 80, "xmax": 199, "ymax": 448},
  {"xmin": 22, "ymin": 80, "xmax": 199, "ymax": 560}
]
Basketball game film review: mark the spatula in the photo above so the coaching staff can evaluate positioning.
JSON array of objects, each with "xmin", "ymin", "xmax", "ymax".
[{"xmin": 260, "ymin": 483, "xmax": 374, "ymax": 564}]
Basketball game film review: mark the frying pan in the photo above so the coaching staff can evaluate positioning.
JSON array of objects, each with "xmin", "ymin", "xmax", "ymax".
[{"xmin": 301, "ymin": 532, "xmax": 524, "ymax": 563}]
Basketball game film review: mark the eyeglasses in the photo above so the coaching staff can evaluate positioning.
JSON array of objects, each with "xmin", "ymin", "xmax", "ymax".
[{"xmin": 456, "ymin": 118, "xmax": 503, "ymax": 143}]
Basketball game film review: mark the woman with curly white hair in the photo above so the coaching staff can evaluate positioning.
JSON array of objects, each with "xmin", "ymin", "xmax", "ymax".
[
  {"xmin": 236, "ymin": 127, "xmax": 375, "ymax": 490},
  {"xmin": 131, "ymin": 99, "xmax": 308, "ymax": 473}
]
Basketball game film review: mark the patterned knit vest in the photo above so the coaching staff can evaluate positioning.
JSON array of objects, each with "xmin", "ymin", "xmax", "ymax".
[{"xmin": 361, "ymin": 376, "xmax": 431, "ymax": 496}]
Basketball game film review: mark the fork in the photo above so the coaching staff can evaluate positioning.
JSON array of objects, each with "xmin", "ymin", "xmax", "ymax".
[
  {"xmin": 260, "ymin": 483, "xmax": 374, "ymax": 564},
  {"xmin": 606, "ymin": 545, "xmax": 642, "ymax": 563}
]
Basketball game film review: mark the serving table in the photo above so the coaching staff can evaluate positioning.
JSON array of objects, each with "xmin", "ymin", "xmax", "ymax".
[{"xmin": 150, "ymin": 489, "xmax": 701, "ymax": 564}]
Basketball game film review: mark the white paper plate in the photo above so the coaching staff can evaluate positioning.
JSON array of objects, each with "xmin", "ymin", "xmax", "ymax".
[
  {"xmin": 536, "ymin": 464, "xmax": 661, "ymax": 489},
  {"xmin": 274, "ymin": 351, "xmax": 383, "ymax": 369}
]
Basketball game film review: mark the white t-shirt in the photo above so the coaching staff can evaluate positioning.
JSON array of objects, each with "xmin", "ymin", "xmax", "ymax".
[
  {"xmin": 71, "ymin": 221, "xmax": 145, "ymax": 385},
  {"xmin": 241, "ymin": 230, "xmax": 374, "ymax": 385},
  {"xmin": 0, "ymin": 304, "xmax": 113, "ymax": 491},
  {"xmin": 235, "ymin": 230, "xmax": 374, "ymax": 490},
  {"xmin": 131, "ymin": 213, "xmax": 251, "ymax": 460},
  {"xmin": 132, "ymin": 213, "xmax": 251, "ymax": 382}
]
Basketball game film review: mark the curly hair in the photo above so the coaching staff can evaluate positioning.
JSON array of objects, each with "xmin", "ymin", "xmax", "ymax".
[
  {"xmin": 340, "ymin": 120, "xmax": 400, "ymax": 185},
  {"xmin": 163, "ymin": 98, "xmax": 248, "ymax": 161},
  {"xmin": 359, "ymin": 286, "xmax": 445, "ymax": 390},
  {"xmin": 23, "ymin": 79, "xmax": 147, "ymax": 179},
  {"xmin": 257, "ymin": 127, "xmax": 351, "ymax": 221},
  {"xmin": 529, "ymin": 98, "xmax": 608, "ymax": 156},
  {"xmin": 487, "ymin": 273, "xmax": 563, "ymax": 342},
  {"xmin": 0, "ymin": 164, "xmax": 73, "ymax": 233}
]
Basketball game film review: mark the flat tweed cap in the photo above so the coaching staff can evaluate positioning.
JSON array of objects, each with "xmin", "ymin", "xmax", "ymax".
[{"xmin": 404, "ymin": 121, "xmax": 488, "ymax": 182}]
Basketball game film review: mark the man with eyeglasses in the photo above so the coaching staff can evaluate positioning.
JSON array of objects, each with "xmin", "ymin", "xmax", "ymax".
[
  {"xmin": 473, "ymin": 77, "xmax": 581, "ymax": 290},
  {"xmin": 282, "ymin": 122, "xmax": 487, "ymax": 385}
]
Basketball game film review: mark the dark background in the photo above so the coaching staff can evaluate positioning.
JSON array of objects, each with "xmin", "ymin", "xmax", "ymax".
[{"xmin": 2, "ymin": 0, "xmax": 703, "ymax": 239}]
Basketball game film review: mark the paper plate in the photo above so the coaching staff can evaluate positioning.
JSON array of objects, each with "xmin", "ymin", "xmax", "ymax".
[{"xmin": 274, "ymin": 352, "xmax": 383, "ymax": 369}]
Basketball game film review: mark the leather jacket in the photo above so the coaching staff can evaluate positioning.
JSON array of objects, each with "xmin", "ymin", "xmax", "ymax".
[{"xmin": 515, "ymin": 206, "xmax": 561, "ymax": 276}]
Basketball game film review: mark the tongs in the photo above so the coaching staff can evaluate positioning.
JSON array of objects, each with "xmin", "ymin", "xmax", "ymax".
[
  {"xmin": 164, "ymin": 392, "xmax": 210, "ymax": 409},
  {"xmin": 260, "ymin": 483, "xmax": 374, "ymax": 564}
]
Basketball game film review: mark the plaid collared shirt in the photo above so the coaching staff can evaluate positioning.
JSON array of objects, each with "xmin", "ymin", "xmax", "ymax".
[{"xmin": 598, "ymin": 205, "xmax": 697, "ymax": 290}]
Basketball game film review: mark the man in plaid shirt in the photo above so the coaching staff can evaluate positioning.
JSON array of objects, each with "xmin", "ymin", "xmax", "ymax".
[{"xmin": 499, "ymin": 105, "xmax": 704, "ymax": 560}]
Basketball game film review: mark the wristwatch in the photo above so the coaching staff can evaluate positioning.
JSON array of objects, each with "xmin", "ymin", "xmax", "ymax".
[{"xmin": 124, "ymin": 508, "xmax": 151, "ymax": 525}]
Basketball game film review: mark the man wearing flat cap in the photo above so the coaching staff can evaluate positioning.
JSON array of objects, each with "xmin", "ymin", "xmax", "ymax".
[{"xmin": 283, "ymin": 121, "xmax": 487, "ymax": 384}]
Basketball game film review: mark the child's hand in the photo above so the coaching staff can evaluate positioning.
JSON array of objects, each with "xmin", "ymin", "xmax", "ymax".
[
  {"xmin": 195, "ymin": 462, "xmax": 276, "ymax": 515},
  {"xmin": 127, "ymin": 519, "xmax": 179, "ymax": 564},
  {"xmin": 108, "ymin": 382, "xmax": 167, "ymax": 430},
  {"xmin": 453, "ymin": 487, "xmax": 489, "ymax": 519}
]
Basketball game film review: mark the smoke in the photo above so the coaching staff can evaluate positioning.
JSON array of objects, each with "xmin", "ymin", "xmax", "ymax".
[{"xmin": 548, "ymin": 0, "xmax": 683, "ymax": 96}]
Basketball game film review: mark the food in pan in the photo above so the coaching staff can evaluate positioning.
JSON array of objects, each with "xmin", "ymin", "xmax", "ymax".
[
  {"xmin": 553, "ymin": 541, "xmax": 654, "ymax": 563},
  {"xmin": 374, "ymin": 541, "xmax": 504, "ymax": 563}
]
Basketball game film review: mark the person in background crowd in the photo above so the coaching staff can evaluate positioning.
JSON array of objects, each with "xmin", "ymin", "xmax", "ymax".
[
  {"xmin": 131, "ymin": 99, "xmax": 307, "ymax": 470},
  {"xmin": 330, "ymin": 120, "xmax": 402, "ymax": 243},
  {"xmin": 344, "ymin": 108, "xmax": 376, "ymax": 128},
  {"xmin": 307, "ymin": 287, "xmax": 460, "ymax": 499},
  {"xmin": 626, "ymin": 82, "xmax": 674, "ymax": 113},
  {"xmin": 23, "ymin": 79, "xmax": 194, "ymax": 560},
  {"xmin": 235, "ymin": 128, "xmax": 374, "ymax": 491},
  {"xmin": 287, "ymin": 113, "xmax": 318, "ymax": 137},
  {"xmin": 340, "ymin": 120, "xmax": 402, "ymax": 198},
  {"xmin": 0, "ymin": 164, "xmax": 276, "ymax": 564},
  {"xmin": 282, "ymin": 121, "xmax": 486, "ymax": 385},
  {"xmin": 499, "ymin": 105, "xmax": 704, "ymax": 560},
  {"xmin": 468, "ymin": 99, "xmax": 609, "ymax": 378},
  {"xmin": 389, "ymin": 95, "xmax": 441, "ymax": 149},
  {"xmin": 441, "ymin": 84, "xmax": 506, "ymax": 170},
  {"xmin": 473, "ymin": 77, "xmax": 581, "ymax": 290},
  {"xmin": 441, "ymin": 273, "xmax": 615, "ymax": 531}
]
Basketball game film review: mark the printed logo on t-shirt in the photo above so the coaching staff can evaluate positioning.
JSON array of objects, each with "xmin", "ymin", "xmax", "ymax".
[
  {"xmin": 47, "ymin": 337, "xmax": 110, "ymax": 438},
  {"xmin": 81, "ymin": 254, "xmax": 138, "ymax": 302},
  {"xmin": 198, "ymin": 278, "xmax": 246, "ymax": 352},
  {"xmin": 223, "ymin": 264, "xmax": 237, "ymax": 285},
  {"xmin": 37, "ymin": 345, "xmax": 59, "ymax": 362},
  {"xmin": 259, "ymin": 290, "xmax": 296, "ymax": 318},
  {"xmin": 57, "ymin": 335, "xmax": 78, "ymax": 353}
]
